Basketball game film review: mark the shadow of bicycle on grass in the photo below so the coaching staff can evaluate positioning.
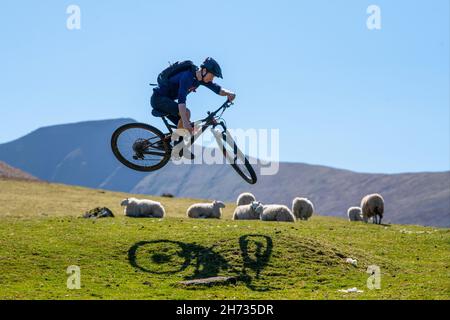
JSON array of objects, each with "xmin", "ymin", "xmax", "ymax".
[{"xmin": 128, "ymin": 235, "xmax": 273, "ymax": 291}]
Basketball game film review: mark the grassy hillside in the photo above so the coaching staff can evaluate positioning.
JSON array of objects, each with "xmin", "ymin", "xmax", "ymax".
[
  {"xmin": 2, "ymin": 118, "xmax": 448, "ymax": 228},
  {"xmin": 0, "ymin": 179, "xmax": 449, "ymax": 300}
]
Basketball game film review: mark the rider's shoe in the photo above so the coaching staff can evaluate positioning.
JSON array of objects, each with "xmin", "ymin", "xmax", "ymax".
[
  {"xmin": 170, "ymin": 136, "xmax": 195, "ymax": 160},
  {"xmin": 170, "ymin": 149, "xmax": 195, "ymax": 160},
  {"xmin": 180, "ymin": 148, "xmax": 195, "ymax": 160}
]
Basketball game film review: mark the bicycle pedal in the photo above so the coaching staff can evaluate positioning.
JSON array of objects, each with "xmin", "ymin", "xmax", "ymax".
[
  {"xmin": 180, "ymin": 149, "xmax": 195, "ymax": 160},
  {"xmin": 170, "ymin": 147, "xmax": 195, "ymax": 160}
]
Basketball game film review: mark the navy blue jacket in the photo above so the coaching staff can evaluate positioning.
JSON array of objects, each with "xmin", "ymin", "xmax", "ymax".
[{"xmin": 154, "ymin": 69, "xmax": 221, "ymax": 104}]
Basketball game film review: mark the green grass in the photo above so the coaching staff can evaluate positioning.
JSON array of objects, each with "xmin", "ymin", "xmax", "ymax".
[{"xmin": 0, "ymin": 179, "xmax": 449, "ymax": 300}]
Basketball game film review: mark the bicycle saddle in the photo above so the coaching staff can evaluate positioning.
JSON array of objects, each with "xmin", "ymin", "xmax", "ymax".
[{"xmin": 151, "ymin": 109, "xmax": 169, "ymax": 117}]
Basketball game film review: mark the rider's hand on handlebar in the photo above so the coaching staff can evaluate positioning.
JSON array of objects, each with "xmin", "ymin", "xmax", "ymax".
[
  {"xmin": 227, "ymin": 92, "xmax": 236, "ymax": 102},
  {"xmin": 185, "ymin": 123, "xmax": 201, "ymax": 136}
]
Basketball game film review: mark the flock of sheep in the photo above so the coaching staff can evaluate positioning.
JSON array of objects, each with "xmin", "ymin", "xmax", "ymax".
[
  {"xmin": 231, "ymin": 193, "xmax": 314, "ymax": 222},
  {"xmin": 347, "ymin": 193, "xmax": 385, "ymax": 224},
  {"xmin": 120, "ymin": 192, "xmax": 384, "ymax": 224}
]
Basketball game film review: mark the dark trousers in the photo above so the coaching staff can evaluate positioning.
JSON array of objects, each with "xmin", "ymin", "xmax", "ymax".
[{"xmin": 150, "ymin": 92, "xmax": 180, "ymax": 125}]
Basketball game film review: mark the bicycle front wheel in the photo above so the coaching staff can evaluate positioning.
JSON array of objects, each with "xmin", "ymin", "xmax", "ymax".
[
  {"xmin": 111, "ymin": 123, "xmax": 171, "ymax": 172},
  {"xmin": 213, "ymin": 128, "xmax": 257, "ymax": 184}
]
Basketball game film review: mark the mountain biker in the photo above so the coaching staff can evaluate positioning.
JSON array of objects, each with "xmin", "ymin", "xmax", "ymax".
[{"xmin": 150, "ymin": 57, "xmax": 236, "ymax": 135}]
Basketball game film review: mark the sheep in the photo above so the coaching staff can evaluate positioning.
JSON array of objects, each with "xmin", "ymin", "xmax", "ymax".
[
  {"xmin": 292, "ymin": 197, "xmax": 314, "ymax": 221},
  {"xmin": 260, "ymin": 204, "xmax": 296, "ymax": 222},
  {"xmin": 233, "ymin": 201, "xmax": 264, "ymax": 220},
  {"xmin": 186, "ymin": 200, "xmax": 225, "ymax": 219},
  {"xmin": 347, "ymin": 206, "xmax": 363, "ymax": 222},
  {"xmin": 360, "ymin": 193, "xmax": 384, "ymax": 224},
  {"xmin": 236, "ymin": 192, "xmax": 256, "ymax": 206},
  {"xmin": 120, "ymin": 197, "xmax": 165, "ymax": 218}
]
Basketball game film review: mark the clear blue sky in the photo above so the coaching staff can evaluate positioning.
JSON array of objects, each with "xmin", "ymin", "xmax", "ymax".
[{"xmin": 1, "ymin": 0, "xmax": 449, "ymax": 173}]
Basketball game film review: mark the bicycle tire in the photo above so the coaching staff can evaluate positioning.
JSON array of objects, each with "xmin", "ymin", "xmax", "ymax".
[
  {"xmin": 128, "ymin": 240, "xmax": 191, "ymax": 274},
  {"xmin": 213, "ymin": 129, "xmax": 257, "ymax": 184},
  {"xmin": 111, "ymin": 122, "xmax": 171, "ymax": 172}
]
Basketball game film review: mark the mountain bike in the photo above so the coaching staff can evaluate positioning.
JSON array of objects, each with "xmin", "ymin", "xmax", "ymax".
[{"xmin": 111, "ymin": 100, "xmax": 257, "ymax": 184}]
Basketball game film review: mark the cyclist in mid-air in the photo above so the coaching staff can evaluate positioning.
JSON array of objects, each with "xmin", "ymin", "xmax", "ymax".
[{"xmin": 150, "ymin": 57, "xmax": 236, "ymax": 135}]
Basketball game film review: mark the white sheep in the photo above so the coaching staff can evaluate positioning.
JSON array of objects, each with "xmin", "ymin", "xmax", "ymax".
[
  {"xmin": 261, "ymin": 204, "xmax": 296, "ymax": 222},
  {"xmin": 236, "ymin": 192, "xmax": 256, "ymax": 206},
  {"xmin": 361, "ymin": 193, "xmax": 384, "ymax": 224},
  {"xmin": 233, "ymin": 201, "xmax": 264, "ymax": 220},
  {"xmin": 186, "ymin": 200, "xmax": 225, "ymax": 219},
  {"xmin": 347, "ymin": 206, "xmax": 363, "ymax": 222},
  {"xmin": 292, "ymin": 197, "xmax": 314, "ymax": 221},
  {"xmin": 120, "ymin": 197, "xmax": 165, "ymax": 218}
]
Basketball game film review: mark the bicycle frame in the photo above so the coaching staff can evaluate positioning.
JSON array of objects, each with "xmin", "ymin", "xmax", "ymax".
[
  {"xmin": 111, "ymin": 98, "xmax": 256, "ymax": 183},
  {"xmin": 160, "ymin": 100, "xmax": 233, "ymax": 147}
]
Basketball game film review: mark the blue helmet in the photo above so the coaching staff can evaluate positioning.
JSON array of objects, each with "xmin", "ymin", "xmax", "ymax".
[{"xmin": 200, "ymin": 57, "xmax": 223, "ymax": 79}]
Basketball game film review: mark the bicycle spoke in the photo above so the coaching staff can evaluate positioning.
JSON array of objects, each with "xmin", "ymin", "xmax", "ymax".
[
  {"xmin": 118, "ymin": 129, "xmax": 162, "ymax": 164},
  {"xmin": 111, "ymin": 123, "xmax": 171, "ymax": 172}
]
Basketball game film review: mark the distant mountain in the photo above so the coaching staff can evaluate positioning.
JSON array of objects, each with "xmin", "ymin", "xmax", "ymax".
[
  {"xmin": 0, "ymin": 119, "xmax": 449, "ymax": 227},
  {"xmin": 0, "ymin": 119, "xmax": 145, "ymax": 192},
  {"xmin": 0, "ymin": 161, "xmax": 39, "ymax": 181}
]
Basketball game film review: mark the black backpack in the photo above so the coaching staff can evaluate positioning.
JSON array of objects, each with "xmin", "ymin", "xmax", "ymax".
[{"xmin": 156, "ymin": 60, "xmax": 198, "ymax": 87}]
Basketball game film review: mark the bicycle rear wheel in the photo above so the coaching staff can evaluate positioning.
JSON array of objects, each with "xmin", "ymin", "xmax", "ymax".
[
  {"xmin": 111, "ymin": 123, "xmax": 171, "ymax": 172},
  {"xmin": 213, "ymin": 129, "xmax": 257, "ymax": 184}
]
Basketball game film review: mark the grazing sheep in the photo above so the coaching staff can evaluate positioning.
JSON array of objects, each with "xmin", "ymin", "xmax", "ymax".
[
  {"xmin": 187, "ymin": 200, "xmax": 225, "ymax": 219},
  {"xmin": 361, "ymin": 193, "xmax": 384, "ymax": 224},
  {"xmin": 347, "ymin": 207, "xmax": 363, "ymax": 222},
  {"xmin": 261, "ymin": 204, "xmax": 296, "ymax": 222},
  {"xmin": 121, "ymin": 197, "xmax": 165, "ymax": 218},
  {"xmin": 233, "ymin": 201, "xmax": 264, "ymax": 220},
  {"xmin": 292, "ymin": 197, "xmax": 314, "ymax": 220},
  {"xmin": 236, "ymin": 192, "xmax": 256, "ymax": 206}
]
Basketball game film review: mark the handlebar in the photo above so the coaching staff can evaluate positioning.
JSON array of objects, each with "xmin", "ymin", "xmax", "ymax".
[{"xmin": 203, "ymin": 99, "xmax": 233, "ymax": 122}]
